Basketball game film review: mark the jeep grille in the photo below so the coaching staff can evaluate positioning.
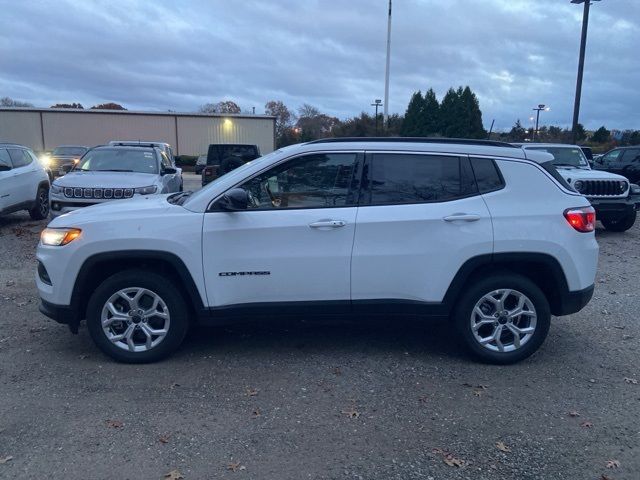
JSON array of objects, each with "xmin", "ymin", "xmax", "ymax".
[
  {"xmin": 576, "ymin": 180, "xmax": 627, "ymax": 197},
  {"xmin": 64, "ymin": 187, "xmax": 134, "ymax": 199}
]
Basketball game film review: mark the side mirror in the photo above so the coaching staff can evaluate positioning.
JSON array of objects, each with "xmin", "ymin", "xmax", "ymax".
[
  {"xmin": 0, "ymin": 163, "xmax": 11, "ymax": 172},
  {"xmin": 217, "ymin": 188, "xmax": 249, "ymax": 211},
  {"xmin": 162, "ymin": 166, "xmax": 177, "ymax": 175}
]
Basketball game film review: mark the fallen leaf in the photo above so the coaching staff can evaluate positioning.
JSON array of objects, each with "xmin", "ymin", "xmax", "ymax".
[
  {"xmin": 251, "ymin": 408, "xmax": 261, "ymax": 418},
  {"xmin": 105, "ymin": 420, "xmax": 123, "ymax": 429},
  {"xmin": 341, "ymin": 408, "xmax": 360, "ymax": 419},
  {"xmin": 580, "ymin": 421, "xmax": 593, "ymax": 428},
  {"xmin": 606, "ymin": 460, "xmax": 620, "ymax": 469},
  {"xmin": 159, "ymin": 434, "xmax": 170, "ymax": 444},
  {"xmin": 164, "ymin": 469, "xmax": 184, "ymax": 479},
  {"xmin": 418, "ymin": 395, "xmax": 428, "ymax": 404},
  {"xmin": 496, "ymin": 441, "xmax": 511, "ymax": 452},
  {"xmin": 568, "ymin": 410, "xmax": 580, "ymax": 417},
  {"xmin": 5, "ymin": 280, "xmax": 14, "ymax": 287},
  {"xmin": 473, "ymin": 389, "xmax": 483, "ymax": 397},
  {"xmin": 624, "ymin": 377, "xmax": 638, "ymax": 385},
  {"xmin": 169, "ymin": 383, "xmax": 180, "ymax": 390},
  {"xmin": 0, "ymin": 456, "xmax": 13, "ymax": 464},
  {"xmin": 245, "ymin": 388, "xmax": 259, "ymax": 397},
  {"xmin": 443, "ymin": 454, "xmax": 465, "ymax": 467},
  {"xmin": 227, "ymin": 462, "xmax": 246, "ymax": 472}
]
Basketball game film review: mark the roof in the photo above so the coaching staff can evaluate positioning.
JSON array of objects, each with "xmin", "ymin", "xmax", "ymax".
[{"xmin": 0, "ymin": 107, "xmax": 275, "ymax": 120}]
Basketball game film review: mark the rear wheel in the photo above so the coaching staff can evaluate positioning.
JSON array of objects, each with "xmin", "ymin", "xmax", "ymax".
[
  {"xmin": 454, "ymin": 273, "xmax": 551, "ymax": 364},
  {"xmin": 601, "ymin": 211, "xmax": 636, "ymax": 232},
  {"xmin": 29, "ymin": 186, "xmax": 49, "ymax": 220},
  {"xmin": 86, "ymin": 270, "xmax": 190, "ymax": 363}
]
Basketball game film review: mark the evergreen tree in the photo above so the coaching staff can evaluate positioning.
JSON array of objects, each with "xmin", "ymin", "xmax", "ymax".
[
  {"xmin": 439, "ymin": 88, "xmax": 464, "ymax": 138},
  {"xmin": 401, "ymin": 91, "xmax": 424, "ymax": 137},
  {"xmin": 420, "ymin": 88, "xmax": 440, "ymax": 136},
  {"xmin": 591, "ymin": 126, "xmax": 611, "ymax": 143},
  {"xmin": 460, "ymin": 86, "xmax": 486, "ymax": 138},
  {"xmin": 509, "ymin": 119, "xmax": 527, "ymax": 142}
]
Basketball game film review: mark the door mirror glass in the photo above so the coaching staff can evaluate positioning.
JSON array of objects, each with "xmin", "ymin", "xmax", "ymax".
[
  {"xmin": 162, "ymin": 166, "xmax": 177, "ymax": 175},
  {"xmin": 217, "ymin": 188, "xmax": 250, "ymax": 211},
  {"xmin": 61, "ymin": 164, "xmax": 73, "ymax": 174}
]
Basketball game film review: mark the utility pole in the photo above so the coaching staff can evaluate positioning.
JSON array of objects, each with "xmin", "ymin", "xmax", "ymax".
[
  {"xmin": 570, "ymin": 0, "xmax": 600, "ymax": 144},
  {"xmin": 371, "ymin": 99, "xmax": 383, "ymax": 135},
  {"xmin": 532, "ymin": 104, "xmax": 549, "ymax": 142},
  {"xmin": 383, "ymin": 0, "xmax": 392, "ymax": 128}
]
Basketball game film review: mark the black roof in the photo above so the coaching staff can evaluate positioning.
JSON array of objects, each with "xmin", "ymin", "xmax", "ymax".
[{"xmin": 306, "ymin": 137, "xmax": 518, "ymax": 148}]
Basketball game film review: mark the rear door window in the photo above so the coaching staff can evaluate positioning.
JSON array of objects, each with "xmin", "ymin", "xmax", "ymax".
[
  {"xmin": 360, "ymin": 153, "xmax": 477, "ymax": 205},
  {"xmin": 622, "ymin": 149, "xmax": 640, "ymax": 164}
]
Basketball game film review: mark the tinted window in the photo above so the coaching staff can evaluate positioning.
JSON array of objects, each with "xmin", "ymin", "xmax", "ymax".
[
  {"xmin": 527, "ymin": 147, "xmax": 588, "ymax": 167},
  {"xmin": 622, "ymin": 149, "xmax": 640, "ymax": 163},
  {"xmin": 602, "ymin": 149, "xmax": 622, "ymax": 163},
  {"xmin": 470, "ymin": 158, "xmax": 505, "ymax": 193},
  {"xmin": 0, "ymin": 149, "xmax": 12, "ymax": 167},
  {"xmin": 77, "ymin": 148, "xmax": 159, "ymax": 174},
  {"xmin": 241, "ymin": 153, "xmax": 358, "ymax": 209},
  {"xmin": 7, "ymin": 148, "xmax": 32, "ymax": 168},
  {"xmin": 362, "ymin": 154, "xmax": 476, "ymax": 205}
]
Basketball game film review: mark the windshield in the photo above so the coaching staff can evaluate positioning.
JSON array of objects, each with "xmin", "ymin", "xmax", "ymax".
[
  {"xmin": 77, "ymin": 148, "xmax": 159, "ymax": 174},
  {"xmin": 528, "ymin": 147, "xmax": 589, "ymax": 168},
  {"xmin": 52, "ymin": 146, "xmax": 87, "ymax": 156},
  {"xmin": 183, "ymin": 149, "xmax": 284, "ymax": 206}
]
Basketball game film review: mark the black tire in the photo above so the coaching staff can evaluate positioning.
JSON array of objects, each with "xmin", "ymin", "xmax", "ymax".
[
  {"xmin": 601, "ymin": 211, "xmax": 636, "ymax": 232},
  {"xmin": 86, "ymin": 270, "xmax": 190, "ymax": 363},
  {"xmin": 29, "ymin": 186, "xmax": 49, "ymax": 220},
  {"xmin": 453, "ymin": 273, "xmax": 551, "ymax": 364}
]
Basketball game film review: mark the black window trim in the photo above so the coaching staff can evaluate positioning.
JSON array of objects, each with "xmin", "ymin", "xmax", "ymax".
[
  {"xmin": 207, "ymin": 150, "xmax": 365, "ymax": 212},
  {"xmin": 358, "ymin": 151, "xmax": 483, "ymax": 207}
]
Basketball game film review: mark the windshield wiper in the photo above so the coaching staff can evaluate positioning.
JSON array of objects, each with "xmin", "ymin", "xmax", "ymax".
[{"xmin": 167, "ymin": 191, "xmax": 192, "ymax": 205}]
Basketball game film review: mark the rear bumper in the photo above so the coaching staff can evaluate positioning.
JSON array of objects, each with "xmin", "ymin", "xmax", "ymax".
[
  {"xmin": 553, "ymin": 284, "xmax": 594, "ymax": 316},
  {"xmin": 39, "ymin": 299, "xmax": 80, "ymax": 333}
]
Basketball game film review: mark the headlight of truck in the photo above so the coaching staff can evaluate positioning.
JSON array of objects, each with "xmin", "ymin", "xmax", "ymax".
[
  {"xmin": 573, "ymin": 180, "xmax": 584, "ymax": 192},
  {"xmin": 134, "ymin": 185, "xmax": 158, "ymax": 195},
  {"xmin": 41, "ymin": 228, "xmax": 82, "ymax": 246},
  {"xmin": 50, "ymin": 183, "xmax": 63, "ymax": 194},
  {"xmin": 620, "ymin": 181, "xmax": 629, "ymax": 193},
  {"xmin": 630, "ymin": 184, "xmax": 640, "ymax": 195}
]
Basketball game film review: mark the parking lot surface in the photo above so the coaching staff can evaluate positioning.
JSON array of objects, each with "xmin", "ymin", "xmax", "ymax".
[{"xmin": 0, "ymin": 180, "xmax": 639, "ymax": 479}]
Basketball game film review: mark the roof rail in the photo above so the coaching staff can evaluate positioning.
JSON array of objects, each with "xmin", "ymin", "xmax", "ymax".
[{"xmin": 306, "ymin": 137, "xmax": 518, "ymax": 148}]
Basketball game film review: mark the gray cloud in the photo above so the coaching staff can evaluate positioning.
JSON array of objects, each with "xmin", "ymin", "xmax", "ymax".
[{"xmin": 0, "ymin": 0, "xmax": 637, "ymax": 130}]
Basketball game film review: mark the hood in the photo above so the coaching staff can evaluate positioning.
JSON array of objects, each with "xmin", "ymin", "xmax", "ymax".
[
  {"xmin": 49, "ymin": 194, "xmax": 178, "ymax": 227},
  {"xmin": 53, "ymin": 171, "xmax": 158, "ymax": 188},
  {"xmin": 555, "ymin": 167, "xmax": 628, "ymax": 182}
]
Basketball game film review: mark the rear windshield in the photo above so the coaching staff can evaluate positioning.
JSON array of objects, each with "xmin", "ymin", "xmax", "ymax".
[
  {"xmin": 77, "ymin": 149, "xmax": 158, "ymax": 174},
  {"xmin": 52, "ymin": 146, "xmax": 87, "ymax": 156},
  {"xmin": 527, "ymin": 147, "xmax": 588, "ymax": 168}
]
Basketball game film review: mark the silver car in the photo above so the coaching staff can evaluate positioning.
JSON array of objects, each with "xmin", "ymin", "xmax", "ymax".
[{"xmin": 49, "ymin": 145, "xmax": 182, "ymax": 217}]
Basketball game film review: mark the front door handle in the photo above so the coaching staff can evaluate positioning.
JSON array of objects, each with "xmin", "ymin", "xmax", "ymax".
[
  {"xmin": 309, "ymin": 220, "xmax": 346, "ymax": 228},
  {"xmin": 443, "ymin": 213, "xmax": 481, "ymax": 222}
]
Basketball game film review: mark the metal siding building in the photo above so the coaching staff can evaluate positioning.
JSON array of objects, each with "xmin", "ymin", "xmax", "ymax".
[{"xmin": 0, "ymin": 108, "xmax": 275, "ymax": 156}]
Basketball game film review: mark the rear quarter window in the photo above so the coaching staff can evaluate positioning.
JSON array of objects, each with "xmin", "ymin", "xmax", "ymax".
[{"xmin": 470, "ymin": 157, "xmax": 505, "ymax": 193}]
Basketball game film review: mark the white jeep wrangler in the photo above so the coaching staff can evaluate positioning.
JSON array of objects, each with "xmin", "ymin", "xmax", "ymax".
[
  {"xmin": 36, "ymin": 139, "xmax": 598, "ymax": 364},
  {"xmin": 517, "ymin": 143, "xmax": 640, "ymax": 232}
]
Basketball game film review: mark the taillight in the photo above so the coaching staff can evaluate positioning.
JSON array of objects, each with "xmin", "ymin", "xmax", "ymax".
[{"xmin": 564, "ymin": 206, "xmax": 596, "ymax": 232}]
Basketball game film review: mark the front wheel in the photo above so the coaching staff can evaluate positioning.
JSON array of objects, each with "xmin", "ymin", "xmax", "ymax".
[
  {"xmin": 86, "ymin": 270, "xmax": 190, "ymax": 363},
  {"xmin": 454, "ymin": 273, "xmax": 551, "ymax": 364},
  {"xmin": 601, "ymin": 211, "xmax": 636, "ymax": 232},
  {"xmin": 29, "ymin": 186, "xmax": 49, "ymax": 220}
]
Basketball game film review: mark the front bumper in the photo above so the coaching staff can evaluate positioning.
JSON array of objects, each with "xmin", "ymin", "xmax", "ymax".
[
  {"xmin": 588, "ymin": 196, "xmax": 639, "ymax": 220},
  {"xmin": 39, "ymin": 299, "xmax": 81, "ymax": 333}
]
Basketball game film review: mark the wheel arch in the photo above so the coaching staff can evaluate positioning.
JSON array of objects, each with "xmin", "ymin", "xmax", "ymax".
[
  {"xmin": 71, "ymin": 250, "xmax": 206, "ymax": 330},
  {"xmin": 443, "ymin": 253, "xmax": 570, "ymax": 316}
]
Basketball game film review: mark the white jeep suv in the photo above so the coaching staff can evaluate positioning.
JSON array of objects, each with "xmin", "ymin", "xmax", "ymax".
[
  {"xmin": 0, "ymin": 143, "xmax": 50, "ymax": 219},
  {"xmin": 36, "ymin": 139, "xmax": 599, "ymax": 364}
]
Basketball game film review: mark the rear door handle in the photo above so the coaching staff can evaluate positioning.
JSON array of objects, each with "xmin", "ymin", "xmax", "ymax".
[
  {"xmin": 309, "ymin": 220, "xmax": 346, "ymax": 228},
  {"xmin": 443, "ymin": 213, "xmax": 481, "ymax": 222}
]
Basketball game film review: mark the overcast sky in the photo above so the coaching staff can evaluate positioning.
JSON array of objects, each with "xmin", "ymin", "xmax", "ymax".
[{"xmin": 1, "ymin": 0, "xmax": 638, "ymax": 130}]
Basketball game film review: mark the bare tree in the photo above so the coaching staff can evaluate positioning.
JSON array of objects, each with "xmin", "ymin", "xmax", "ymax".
[
  {"xmin": 265, "ymin": 100, "xmax": 293, "ymax": 144},
  {"xmin": 1, "ymin": 97, "xmax": 34, "ymax": 107},
  {"xmin": 51, "ymin": 103, "xmax": 84, "ymax": 109}
]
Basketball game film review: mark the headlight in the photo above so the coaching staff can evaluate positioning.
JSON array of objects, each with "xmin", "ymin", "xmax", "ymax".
[
  {"xmin": 573, "ymin": 180, "xmax": 584, "ymax": 192},
  {"xmin": 41, "ymin": 228, "xmax": 82, "ymax": 246},
  {"xmin": 40, "ymin": 155, "xmax": 51, "ymax": 167},
  {"xmin": 51, "ymin": 183, "xmax": 63, "ymax": 194},
  {"xmin": 134, "ymin": 185, "xmax": 158, "ymax": 195},
  {"xmin": 619, "ymin": 181, "xmax": 628, "ymax": 193},
  {"xmin": 631, "ymin": 184, "xmax": 640, "ymax": 195}
]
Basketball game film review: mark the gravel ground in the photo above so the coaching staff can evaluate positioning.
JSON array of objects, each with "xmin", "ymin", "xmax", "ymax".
[{"xmin": 1, "ymin": 183, "xmax": 639, "ymax": 479}]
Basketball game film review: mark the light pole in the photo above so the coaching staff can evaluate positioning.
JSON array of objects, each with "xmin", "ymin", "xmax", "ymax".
[
  {"xmin": 371, "ymin": 99, "xmax": 383, "ymax": 135},
  {"xmin": 383, "ymin": 0, "xmax": 392, "ymax": 127},
  {"xmin": 532, "ymin": 104, "xmax": 550, "ymax": 142},
  {"xmin": 570, "ymin": 0, "xmax": 601, "ymax": 144}
]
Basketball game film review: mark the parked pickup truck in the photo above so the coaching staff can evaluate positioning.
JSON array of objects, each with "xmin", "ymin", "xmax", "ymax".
[{"xmin": 517, "ymin": 143, "xmax": 640, "ymax": 232}]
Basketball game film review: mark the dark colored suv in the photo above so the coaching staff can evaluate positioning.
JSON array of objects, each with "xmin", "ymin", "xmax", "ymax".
[
  {"xmin": 201, "ymin": 144, "xmax": 260, "ymax": 186},
  {"xmin": 593, "ymin": 146, "xmax": 640, "ymax": 184}
]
